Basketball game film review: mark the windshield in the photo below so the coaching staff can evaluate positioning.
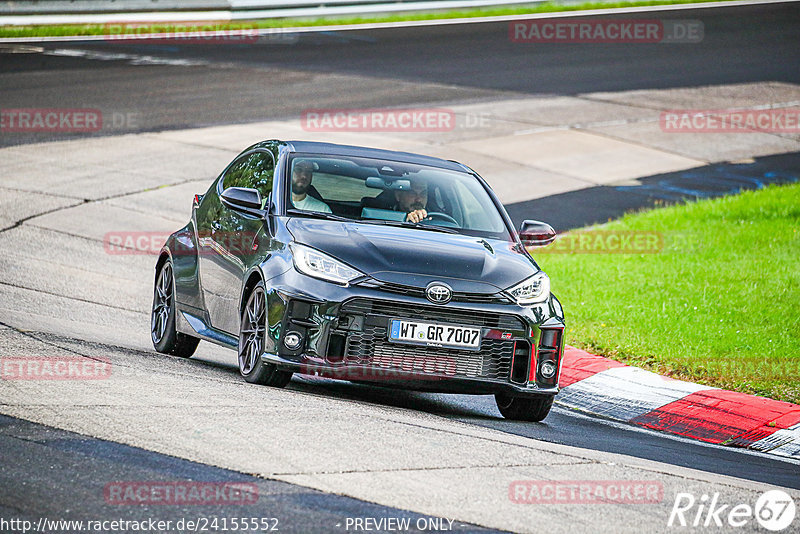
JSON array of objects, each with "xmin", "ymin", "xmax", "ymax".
[{"xmin": 285, "ymin": 153, "xmax": 512, "ymax": 241}]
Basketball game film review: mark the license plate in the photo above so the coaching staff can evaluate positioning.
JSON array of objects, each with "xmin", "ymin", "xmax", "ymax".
[{"xmin": 388, "ymin": 319, "xmax": 481, "ymax": 351}]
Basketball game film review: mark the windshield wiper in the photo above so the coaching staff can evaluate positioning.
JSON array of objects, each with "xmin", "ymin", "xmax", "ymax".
[
  {"xmin": 286, "ymin": 209, "xmax": 352, "ymax": 222},
  {"xmin": 361, "ymin": 219, "xmax": 459, "ymax": 234}
]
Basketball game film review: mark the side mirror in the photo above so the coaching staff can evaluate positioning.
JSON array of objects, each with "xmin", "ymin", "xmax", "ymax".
[
  {"xmin": 519, "ymin": 220, "xmax": 556, "ymax": 247},
  {"xmin": 220, "ymin": 187, "xmax": 269, "ymax": 219},
  {"xmin": 221, "ymin": 187, "xmax": 262, "ymax": 210}
]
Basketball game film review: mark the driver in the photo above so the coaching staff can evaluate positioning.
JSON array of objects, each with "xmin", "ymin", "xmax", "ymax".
[
  {"xmin": 393, "ymin": 178, "xmax": 429, "ymax": 223},
  {"xmin": 291, "ymin": 160, "xmax": 332, "ymax": 213}
]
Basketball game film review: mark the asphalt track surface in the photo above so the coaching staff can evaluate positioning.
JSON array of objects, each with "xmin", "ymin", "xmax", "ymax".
[
  {"xmin": 1, "ymin": 1, "xmax": 800, "ymax": 531},
  {"xmin": 1, "ymin": 2, "xmax": 799, "ymax": 147},
  {"xmin": 0, "ymin": 414, "xmax": 496, "ymax": 533}
]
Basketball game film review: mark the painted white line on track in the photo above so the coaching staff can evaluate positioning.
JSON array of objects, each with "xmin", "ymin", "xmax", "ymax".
[{"xmin": 41, "ymin": 47, "xmax": 208, "ymax": 66}]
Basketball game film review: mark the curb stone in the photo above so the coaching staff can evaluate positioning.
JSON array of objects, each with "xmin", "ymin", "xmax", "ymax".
[{"xmin": 558, "ymin": 346, "xmax": 800, "ymax": 459}]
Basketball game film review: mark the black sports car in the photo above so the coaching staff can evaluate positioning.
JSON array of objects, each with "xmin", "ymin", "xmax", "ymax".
[{"xmin": 152, "ymin": 140, "xmax": 565, "ymax": 421}]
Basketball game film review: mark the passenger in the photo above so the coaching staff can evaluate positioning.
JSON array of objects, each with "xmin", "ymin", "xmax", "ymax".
[{"xmin": 291, "ymin": 160, "xmax": 332, "ymax": 213}]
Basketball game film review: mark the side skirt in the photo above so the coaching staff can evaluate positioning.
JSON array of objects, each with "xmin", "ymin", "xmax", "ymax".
[{"xmin": 178, "ymin": 310, "xmax": 238, "ymax": 349}]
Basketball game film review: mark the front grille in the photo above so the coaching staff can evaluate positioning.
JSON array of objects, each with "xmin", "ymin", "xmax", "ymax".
[
  {"xmin": 343, "ymin": 325, "xmax": 513, "ymax": 381},
  {"xmin": 355, "ymin": 279, "xmax": 511, "ymax": 304},
  {"xmin": 340, "ymin": 298, "xmax": 525, "ymax": 331}
]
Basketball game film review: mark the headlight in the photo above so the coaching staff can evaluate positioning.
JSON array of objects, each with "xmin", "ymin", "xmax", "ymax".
[
  {"xmin": 507, "ymin": 272, "xmax": 550, "ymax": 305},
  {"xmin": 290, "ymin": 243, "xmax": 363, "ymax": 285}
]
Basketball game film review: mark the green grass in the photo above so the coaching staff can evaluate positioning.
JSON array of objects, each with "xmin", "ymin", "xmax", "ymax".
[
  {"xmin": 1, "ymin": 0, "xmax": 728, "ymax": 38},
  {"xmin": 535, "ymin": 183, "xmax": 800, "ymax": 404}
]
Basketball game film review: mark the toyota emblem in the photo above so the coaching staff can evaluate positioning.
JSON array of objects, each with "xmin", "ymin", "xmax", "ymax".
[{"xmin": 425, "ymin": 282, "xmax": 452, "ymax": 304}]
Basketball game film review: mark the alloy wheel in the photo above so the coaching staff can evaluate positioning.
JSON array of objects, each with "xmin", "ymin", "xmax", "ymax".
[
  {"xmin": 239, "ymin": 286, "xmax": 266, "ymax": 375},
  {"xmin": 151, "ymin": 262, "xmax": 173, "ymax": 345}
]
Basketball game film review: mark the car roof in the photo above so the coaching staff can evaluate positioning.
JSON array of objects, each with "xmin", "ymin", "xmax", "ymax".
[{"xmin": 284, "ymin": 140, "xmax": 468, "ymax": 173}]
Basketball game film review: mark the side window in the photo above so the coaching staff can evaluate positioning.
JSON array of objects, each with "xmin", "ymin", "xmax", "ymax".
[
  {"xmin": 222, "ymin": 151, "xmax": 275, "ymax": 199},
  {"xmin": 197, "ymin": 151, "xmax": 275, "ymax": 236}
]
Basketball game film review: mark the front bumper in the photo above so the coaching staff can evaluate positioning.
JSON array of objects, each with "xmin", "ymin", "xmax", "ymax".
[{"xmin": 259, "ymin": 268, "xmax": 565, "ymax": 397}]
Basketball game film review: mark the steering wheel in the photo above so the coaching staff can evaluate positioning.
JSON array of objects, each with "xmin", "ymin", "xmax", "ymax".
[{"xmin": 423, "ymin": 212, "xmax": 458, "ymax": 225}]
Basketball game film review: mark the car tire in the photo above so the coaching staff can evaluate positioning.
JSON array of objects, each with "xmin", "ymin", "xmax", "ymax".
[
  {"xmin": 495, "ymin": 393, "xmax": 553, "ymax": 422},
  {"xmin": 151, "ymin": 260, "xmax": 200, "ymax": 358},
  {"xmin": 238, "ymin": 281, "xmax": 292, "ymax": 387}
]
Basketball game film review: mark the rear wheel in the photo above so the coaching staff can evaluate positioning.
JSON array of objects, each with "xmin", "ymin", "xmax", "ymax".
[
  {"xmin": 151, "ymin": 260, "xmax": 199, "ymax": 358},
  {"xmin": 495, "ymin": 393, "xmax": 553, "ymax": 422},
  {"xmin": 238, "ymin": 281, "xmax": 292, "ymax": 387}
]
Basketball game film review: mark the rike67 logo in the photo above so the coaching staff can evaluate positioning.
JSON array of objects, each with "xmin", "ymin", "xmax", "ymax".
[{"xmin": 668, "ymin": 490, "xmax": 796, "ymax": 531}]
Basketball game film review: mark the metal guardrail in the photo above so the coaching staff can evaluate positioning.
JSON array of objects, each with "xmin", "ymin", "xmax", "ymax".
[
  {"xmin": 0, "ymin": 2, "xmax": 226, "ymax": 14},
  {"xmin": 0, "ymin": 0, "xmax": 539, "ymax": 15},
  {"xmin": 0, "ymin": 0, "xmax": 550, "ymax": 25}
]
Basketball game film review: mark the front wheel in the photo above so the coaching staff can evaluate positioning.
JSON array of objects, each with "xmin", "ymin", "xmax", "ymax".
[
  {"xmin": 495, "ymin": 393, "xmax": 553, "ymax": 422},
  {"xmin": 238, "ymin": 281, "xmax": 292, "ymax": 387},
  {"xmin": 151, "ymin": 260, "xmax": 199, "ymax": 358}
]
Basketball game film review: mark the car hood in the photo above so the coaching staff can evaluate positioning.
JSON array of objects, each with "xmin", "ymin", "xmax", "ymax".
[{"xmin": 286, "ymin": 217, "xmax": 538, "ymax": 293}]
